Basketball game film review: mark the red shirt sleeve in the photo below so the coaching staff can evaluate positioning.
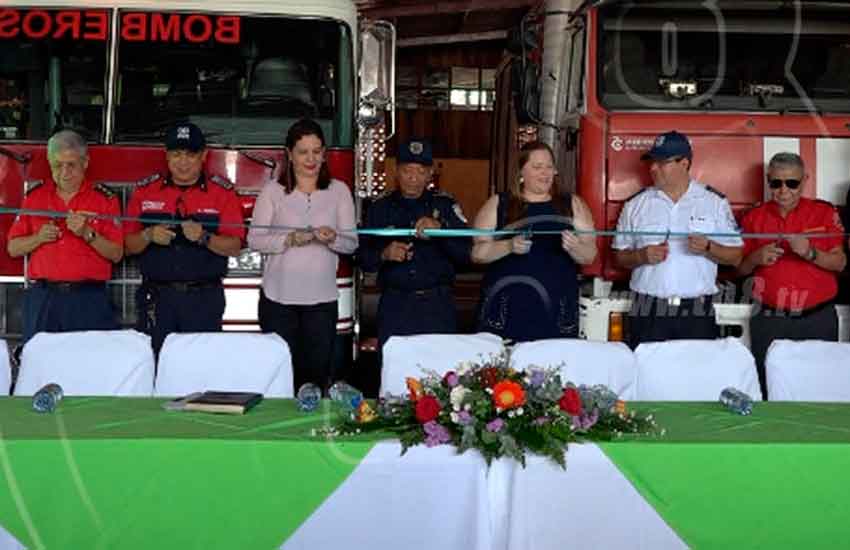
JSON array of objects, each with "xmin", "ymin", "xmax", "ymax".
[
  {"xmin": 124, "ymin": 187, "xmax": 144, "ymax": 235},
  {"xmin": 740, "ymin": 209, "xmax": 759, "ymax": 258},
  {"xmin": 818, "ymin": 203, "xmax": 844, "ymax": 252},
  {"xmin": 217, "ymin": 188, "xmax": 245, "ymax": 239},
  {"xmin": 95, "ymin": 196, "xmax": 123, "ymax": 245},
  {"xmin": 7, "ymin": 194, "xmax": 36, "ymax": 240}
]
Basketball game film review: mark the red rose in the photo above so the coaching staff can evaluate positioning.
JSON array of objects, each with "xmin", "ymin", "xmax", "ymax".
[
  {"xmin": 480, "ymin": 367, "xmax": 500, "ymax": 388},
  {"xmin": 559, "ymin": 387, "xmax": 582, "ymax": 416},
  {"xmin": 415, "ymin": 395, "xmax": 442, "ymax": 423}
]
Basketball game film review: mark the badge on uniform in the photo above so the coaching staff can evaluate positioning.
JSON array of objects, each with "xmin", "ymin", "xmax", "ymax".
[{"xmin": 432, "ymin": 208, "xmax": 440, "ymax": 221}]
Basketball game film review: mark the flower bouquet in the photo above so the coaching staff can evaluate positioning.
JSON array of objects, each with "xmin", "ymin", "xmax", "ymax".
[{"xmin": 332, "ymin": 352, "xmax": 661, "ymax": 468}]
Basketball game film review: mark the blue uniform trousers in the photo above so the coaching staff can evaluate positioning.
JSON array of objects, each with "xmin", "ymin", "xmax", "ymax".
[
  {"xmin": 136, "ymin": 284, "xmax": 225, "ymax": 355},
  {"xmin": 377, "ymin": 286, "xmax": 456, "ymax": 348},
  {"xmin": 23, "ymin": 282, "xmax": 118, "ymax": 343}
]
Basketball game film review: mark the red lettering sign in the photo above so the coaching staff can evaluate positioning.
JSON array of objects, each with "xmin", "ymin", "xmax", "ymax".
[
  {"xmin": 150, "ymin": 13, "xmax": 180, "ymax": 42},
  {"xmin": 0, "ymin": 9, "xmax": 108, "ymax": 41},
  {"xmin": 83, "ymin": 11, "xmax": 108, "ymax": 41},
  {"xmin": 121, "ymin": 12, "xmax": 147, "ymax": 41},
  {"xmin": 22, "ymin": 10, "xmax": 51, "ymax": 39},
  {"xmin": 215, "ymin": 16, "xmax": 240, "ymax": 44},
  {"xmin": 182, "ymin": 14, "xmax": 212, "ymax": 43},
  {"xmin": 0, "ymin": 10, "xmax": 241, "ymax": 44},
  {"xmin": 53, "ymin": 11, "xmax": 81, "ymax": 39},
  {"xmin": 0, "ymin": 10, "xmax": 21, "ymax": 39}
]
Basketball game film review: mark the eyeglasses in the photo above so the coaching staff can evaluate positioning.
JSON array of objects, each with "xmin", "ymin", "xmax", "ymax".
[{"xmin": 768, "ymin": 178, "xmax": 802, "ymax": 190}]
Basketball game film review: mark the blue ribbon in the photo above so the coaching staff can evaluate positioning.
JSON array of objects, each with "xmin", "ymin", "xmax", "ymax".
[{"xmin": 0, "ymin": 206, "xmax": 846, "ymax": 240}]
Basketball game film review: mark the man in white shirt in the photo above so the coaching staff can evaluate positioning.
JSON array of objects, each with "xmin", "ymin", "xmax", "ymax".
[{"xmin": 612, "ymin": 131, "xmax": 743, "ymax": 349}]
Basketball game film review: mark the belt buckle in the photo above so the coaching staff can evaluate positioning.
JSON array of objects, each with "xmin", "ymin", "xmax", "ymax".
[
  {"xmin": 666, "ymin": 296, "xmax": 681, "ymax": 307},
  {"xmin": 414, "ymin": 289, "xmax": 427, "ymax": 297}
]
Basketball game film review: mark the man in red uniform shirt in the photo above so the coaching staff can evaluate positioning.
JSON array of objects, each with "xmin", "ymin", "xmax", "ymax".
[
  {"xmin": 7, "ymin": 129, "xmax": 123, "ymax": 343},
  {"xmin": 124, "ymin": 123, "xmax": 244, "ymax": 353},
  {"xmin": 739, "ymin": 152, "xmax": 846, "ymax": 398}
]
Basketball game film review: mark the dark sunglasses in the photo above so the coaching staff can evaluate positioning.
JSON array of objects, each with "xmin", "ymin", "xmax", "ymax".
[{"xmin": 768, "ymin": 178, "xmax": 802, "ymax": 190}]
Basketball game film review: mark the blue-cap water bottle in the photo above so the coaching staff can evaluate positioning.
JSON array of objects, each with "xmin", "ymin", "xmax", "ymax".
[
  {"xmin": 32, "ymin": 383, "xmax": 64, "ymax": 413},
  {"xmin": 719, "ymin": 387, "xmax": 753, "ymax": 415}
]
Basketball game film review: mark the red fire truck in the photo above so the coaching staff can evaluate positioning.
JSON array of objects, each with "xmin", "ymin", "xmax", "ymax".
[
  {"xmin": 528, "ymin": 0, "xmax": 850, "ymax": 344},
  {"xmin": 0, "ymin": 1, "xmax": 395, "ymax": 360}
]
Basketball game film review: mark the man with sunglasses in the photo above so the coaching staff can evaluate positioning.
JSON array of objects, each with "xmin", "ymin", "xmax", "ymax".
[
  {"xmin": 124, "ymin": 123, "xmax": 245, "ymax": 354},
  {"xmin": 613, "ymin": 130, "xmax": 743, "ymax": 349},
  {"xmin": 739, "ymin": 152, "xmax": 846, "ymax": 398}
]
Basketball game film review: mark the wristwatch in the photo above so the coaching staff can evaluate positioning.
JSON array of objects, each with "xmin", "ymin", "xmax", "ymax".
[
  {"xmin": 84, "ymin": 228, "xmax": 97, "ymax": 244},
  {"xmin": 807, "ymin": 247, "xmax": 818, "ymax": 262},
  {"xmin": 199, "ymin": 230, "xmax": 212, "ymax": 247}
]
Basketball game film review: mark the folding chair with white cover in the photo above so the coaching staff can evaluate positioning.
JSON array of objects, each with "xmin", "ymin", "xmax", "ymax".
[
  {"xmin": 14, "ymin": 330, "xmax": 155, "ymax": 396},
  {"xmin": 380, "ymin": 333, "xmax": 504, "ymax": 396},
  {"xmin": 0, "ymin": 340, "xmax": 10, "ymax": 396},
  {"xmin": 511, "ymin": 339, "xmax": 637, "ymax": 399},
  {"xmin": 766, "ymin": 340, "xmax": 850, "ymax": 401},
  {"xmin": 154, "ymin": 332, "xmax": 293, "ymax": 397},
  {"xmin": 634, "ymin": 337, "xmax": 762, "ymax": 401}
]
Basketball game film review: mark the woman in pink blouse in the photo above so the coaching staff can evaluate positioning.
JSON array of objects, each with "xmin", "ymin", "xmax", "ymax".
[{"xmin": 248, "ymin": 119, "xmax": 357, "ymax": 392}]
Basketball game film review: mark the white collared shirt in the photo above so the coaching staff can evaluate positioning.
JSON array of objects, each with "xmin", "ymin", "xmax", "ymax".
[{"xmin": 612, "ymin": 181, "xmax": 743, "ymax": 298}]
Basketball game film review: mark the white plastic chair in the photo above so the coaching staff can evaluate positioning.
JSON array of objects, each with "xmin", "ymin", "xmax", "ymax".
[
  {"xmin": 634, "ymin": 337, "xmax": 762, "ymax": 401},
  {"xmin": 766, "ymin": 340, "xmax": 850, "ymax": 401},
  {"xmin": 511, "ymin": 339, "xmax": 637, "ymax": 399},
  {"xmin": 0, "ymin": 340, "xmax": 10, "ymax": 396},
  {"xmin": 380, "ymin": 333, "xmax": 504, "ymax": 396},
  {"xmin": 154, "ymin": 332, "xmax": 293, "ymax": 397},
  {"xmin": 14, "ymin": 330, "xmax": 155, "ymax": 396}
]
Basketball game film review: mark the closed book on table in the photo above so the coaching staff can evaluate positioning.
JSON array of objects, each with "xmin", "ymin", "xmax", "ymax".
[{"xmin": 183, "ymin": 391, "xmax": 264, "ymax": 414}]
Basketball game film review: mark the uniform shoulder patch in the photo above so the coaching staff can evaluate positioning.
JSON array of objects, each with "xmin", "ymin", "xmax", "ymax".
[
  {"xmin": 209, "ymin": 174, "xmax": 235, "ymax": 190},
  {"xmin": 136, "ymin": 172, "xmax": 163, "ymax": 188},
  {"xmin": 94, "ymin": 183, "xmax": 116, "ymax": 199},
  {"xmin": 706, "ymin": 185, "xmax": 726, "ymax": 199},
  {"xmin": 24, "ymin": 180, "xmax": 44, "ymax": 196},
  {"xmin": 624, "ymin": 186, "xmax": 648, "ymax": 203}
]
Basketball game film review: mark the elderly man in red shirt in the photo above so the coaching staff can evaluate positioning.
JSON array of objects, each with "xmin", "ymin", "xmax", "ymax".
[
  {"xmin": 7, "ymin": 129, "xmax": 123, "ymax": 343},
  {"xmin": 738, "ymin": 152, "xmax": 846, "ymax": 398}
]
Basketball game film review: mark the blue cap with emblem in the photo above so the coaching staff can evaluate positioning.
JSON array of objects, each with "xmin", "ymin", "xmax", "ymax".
[
  {"xmin": 641, "ymin": 131, "xmax": 692, "ymax": 161},
  {"xmin": 398, "ymin": 138, "xmax": 433, "ymax": 166},
  {"xmin": 165, "ymin": 122, "xmax": 206, "ymax": 152}
]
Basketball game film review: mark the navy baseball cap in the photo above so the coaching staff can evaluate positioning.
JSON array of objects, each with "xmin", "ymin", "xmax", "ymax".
[
  {"xmin": 641, "ymin": 131, "xmax": 692, "ymax": 161},
  {"xmin": 397, "ymin": 138, "xmax": 433, "ymax": 166},
  {"xmin": 165, "ymin": 123, "xmax": 206, "ymax": 152}
]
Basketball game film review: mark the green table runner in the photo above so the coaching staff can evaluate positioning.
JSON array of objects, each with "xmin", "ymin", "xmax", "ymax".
[
  {"xmin": 0, "ymin": 398, "xmax": 382, "ymax": 550},
  {"xmin": 2, "ymin": 399, "xmax": 850, "ymax": 549},
  {"xmin": 601, "ymin": 402, "xmax": 850, "ymax": 549}
]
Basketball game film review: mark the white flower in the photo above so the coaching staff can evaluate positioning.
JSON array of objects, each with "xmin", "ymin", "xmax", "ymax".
[
  {"xmin": 507, "ymin": 410, "xmax": 515, "ymax": 418},
  {"xmin": 516, "ymin": 407, "xmax": 524, "ymax": 416},
  {"xmin": 456, "ymin": 361, "xmax": 474, "ymax": 376},
  {"xmin": 464, "ymin": 404, "xmax": 471, "ymax": 411},
  {"xmin": 450, "ymin": 386, "xmax": 470, "ymax": 409},
  {"xmin": 450, "ymin": 412, "xmax": 460, "ymax": 424}
]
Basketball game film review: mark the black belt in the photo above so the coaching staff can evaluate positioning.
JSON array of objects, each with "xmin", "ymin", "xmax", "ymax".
[
  {"xmin": 635, "ymin": 293, "xmax": 714, "ymax": 307},
  {"xmin": 145, "ymin": 280, "xmax": 222, "ymax": 292},
  {"xmin": 384, "ymin": 285, "xmax": 452, "ymax": 297},
  {"xmin": 33, "ymin": 280, "xmax": 106, "ymax": 292},
  {"xmin": 758, "ymin": 299, "xmax": 836, "ymax": 319}
]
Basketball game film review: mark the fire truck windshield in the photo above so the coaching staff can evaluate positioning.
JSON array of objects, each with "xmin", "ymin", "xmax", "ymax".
[
  {"xmin": 115, "ymin": 13, "xmax": 351, "ymax": 147},
  {"xmin": 0, "ymin": 9, "xmax": 353, "ymax": 146},
  {"xmin": 598, "ymin": 4, "xmax": 850, "ymax": 114}
]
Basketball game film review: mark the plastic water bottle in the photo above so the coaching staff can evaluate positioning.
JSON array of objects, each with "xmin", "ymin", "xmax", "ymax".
[
  {"xmin": 32, "ymin": 383, "xmax": 64, "ymax": 413},
  {"xmin": 719, "ymin": 387, "xmax": 753, "ymax": 415},
  {"xmin": 296, "ymin": 383, "xmax": 322, "ymax": 412},
  {"xmin": 328, "ymin": 381, "xmax": 363, "ymax": 412}
]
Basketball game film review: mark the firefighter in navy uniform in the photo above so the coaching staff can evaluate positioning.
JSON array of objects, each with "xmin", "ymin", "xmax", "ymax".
[
  {"xmin": 124, "ymin": 123, "xmax": 244, "ymax": 353},
  {"xmin": 361, "ymin": 139, "xmax": 472, "ymax": 347}
]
